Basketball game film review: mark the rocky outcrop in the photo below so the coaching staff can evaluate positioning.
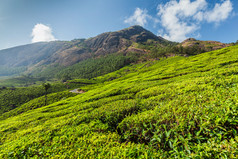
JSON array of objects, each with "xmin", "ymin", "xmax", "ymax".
[
  {"xmin": 38, "ymin": 26, "xmax": 170, "ymax": 66},
  {"xmin": 84, "ymin": 25, "xmax": 163, "ymax": 55},
  {"xmin": 181, "ymin": 38, "xmax": 230, "ymax": 51}
]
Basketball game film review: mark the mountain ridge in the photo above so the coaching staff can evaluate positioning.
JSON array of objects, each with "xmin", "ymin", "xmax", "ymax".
[{"xmin": 0, "ymin": 25, "xmax": 232, "ymax": 78}]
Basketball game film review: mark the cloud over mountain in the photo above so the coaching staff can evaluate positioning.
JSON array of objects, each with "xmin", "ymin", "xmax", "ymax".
[
  {"xmin": 125, "ymin": 0, "xmax": 233, "ymax": 42},
  {"xmin": 31, "ymin": 24, "xmax": 56, "ymax": 43},
  {"xmin": 204, "ymin": 0, "xmax": 233, "ymax": 23},
  {"xmin": 157, "ymin": 0, "xmax": 233, "ymax": 42},
  {"xmin": 124, "ymin": 8, "xmax": 152, "ymax": 26}
]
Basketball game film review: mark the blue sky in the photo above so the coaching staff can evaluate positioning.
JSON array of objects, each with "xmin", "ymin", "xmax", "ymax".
[{"xmin": 0, "ymin": 0, "xmax": 237, "ymax": 50}]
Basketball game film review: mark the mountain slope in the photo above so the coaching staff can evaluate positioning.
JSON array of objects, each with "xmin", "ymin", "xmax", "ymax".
[
  {"xmin": 0, "ymin": 41, "xmax": 72, "ymax": 67},
  {"xmin": 83, "ymin": 25, "xmax": 167, "ymax": 54},
  {"xmin": 0, "ymin": 26, "xmax": 168, "ymax": 68},
  {"xmin": 181, "ymin": 38, "xmax": 231, "ymax": 51},
  {"xmin": 0, "ymin": 26, "xmax": 173, "ymax": 78},
  {"xmin": 0, "ymin": 26, "xmax": 232, "ymax": 80},
  {"xmin": 30, "ymin": 25, "xmax": 173, "ymax": 67},
  {"xmin": 0, "ymin": 45, "xmax": 237, "ymax": 158},
  {"xmin": 0, "ymin": 40, "xmax": 85, "ymax": 76}
]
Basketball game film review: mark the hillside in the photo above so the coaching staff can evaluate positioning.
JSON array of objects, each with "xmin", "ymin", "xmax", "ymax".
[
  {"xmin": 0, "ymin": 40, "xmax": 84, "ymax": 76},
  {"xmin": 181, "ymin": 38, "xmax": 231, "ymax": 52},
  {"xmin": 0, "ymin": 26, "xmax": 170, "ymax": 77},
  {"xmin": 0, "ymin": 45, "xmax": 237, "ymax": 158},
  {"xmin": 0, "ymin": 82, "xmax": 85, "ymax": 115},
  {"xmin": 0, "ymin": 26, "xmax": 231, "ymax": 81}
]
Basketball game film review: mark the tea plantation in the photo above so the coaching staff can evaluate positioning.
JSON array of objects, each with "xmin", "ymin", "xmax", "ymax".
[{"xmin": 0, "ymin": 45, "xmax": 237, "ymax": 158}]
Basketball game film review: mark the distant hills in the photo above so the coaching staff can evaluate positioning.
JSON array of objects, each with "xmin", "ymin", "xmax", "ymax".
[
  {"xmin": 181, "ymin": 38, "xmax": 231, "ymax": 52},
  {"xmin": 0, "ymin": 25, "xmax": 232, "ymax": 79}
]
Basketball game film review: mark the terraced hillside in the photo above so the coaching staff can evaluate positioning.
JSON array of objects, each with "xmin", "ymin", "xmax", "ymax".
[{"xmin": 0, "ymin": 45, "xmax": 238, "ymax": 158}]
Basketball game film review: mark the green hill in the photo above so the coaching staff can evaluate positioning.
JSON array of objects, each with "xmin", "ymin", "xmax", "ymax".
[{"xmin": 0, "ymin": 45, "xmax": 238, "ymax": 158}]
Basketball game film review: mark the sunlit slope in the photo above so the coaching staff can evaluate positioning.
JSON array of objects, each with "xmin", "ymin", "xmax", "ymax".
[
  {"xmin": 0, "ymin": 46, "xmax": 238, "ymax": 158},
  {"xmin": 0, "ymin": 91, "xmax": 77, "ymax": 121}
]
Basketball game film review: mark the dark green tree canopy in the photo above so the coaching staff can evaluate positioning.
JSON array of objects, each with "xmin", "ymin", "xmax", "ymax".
[{"xmin": 42, "ymin": 83, "xmax": 51, "ymax": 92}]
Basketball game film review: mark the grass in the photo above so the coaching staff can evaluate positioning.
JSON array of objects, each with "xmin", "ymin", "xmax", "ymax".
[{"xmin": 0, "ymin": 45, "xmax": 238, "ymax": 158}]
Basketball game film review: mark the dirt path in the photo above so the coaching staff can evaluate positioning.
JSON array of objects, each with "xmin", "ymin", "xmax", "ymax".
[{"xmin": 69, "ymin": 89, "xmax": 85, "ymax": 94}]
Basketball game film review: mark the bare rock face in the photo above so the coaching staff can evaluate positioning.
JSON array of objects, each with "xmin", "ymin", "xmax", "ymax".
[
  {"xmin": 31, "ymin": 25, "xmax": 167, "ymax": 66},
  {"xmin": 45, "ymin": 25, "xmax": 170, "ymax": 66},
  {"xmin": 84, "ymin": 25, "xmax": 162, "ymax": 55},
  {"xmin": 34, "ymin": 25, "xmax": 164, "ymax": 67}
]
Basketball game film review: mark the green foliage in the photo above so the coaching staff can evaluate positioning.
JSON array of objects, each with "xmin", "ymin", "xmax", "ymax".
[
  {"xmin": 42, "ymin": 83, "xmax": 51, "ymax": 91},
  {"xmin": 0, "ymin": 82, "xmax": 83, "ymax": 115},
  {"xmin": 0, "ymin": 91, "xmax": 77, "ymax": 120},
  {"xmin": 42, "ymin": 83, "xmax": 51, "ymax": 106},
  {"xmin": 136, "ymin": 41, "xmax": 206, "ymax": 59},
  {"xmin": 34, "ymin": 54, "xmax": 135, "ymax": 80},
  {"xmin": 57, "ymin": 54, "xmax": 134, "ymax": 79},
  {"xmin": 0, "ymin": 75, "xmax": 46, "ymax": 87},
  {"xmin": 0, "ymin": 66, "xmax": 27, "ymax": 76},
  {"xmin": 149, "ymin": 45, "xmax": 206, "ymax": 58},
  {"xmin": 0, "ymin": 45, "xmax": 238, "ymax": 158}
]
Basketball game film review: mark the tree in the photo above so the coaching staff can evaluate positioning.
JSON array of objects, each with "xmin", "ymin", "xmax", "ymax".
[{"xmin": 42, "ymin": 83, "xmax": 51, "ymax": 106}]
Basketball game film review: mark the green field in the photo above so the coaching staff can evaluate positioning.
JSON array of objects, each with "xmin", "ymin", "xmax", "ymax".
[{"xmin": 0, "ymin": 45, "xmax": 237, "ymax": 158}]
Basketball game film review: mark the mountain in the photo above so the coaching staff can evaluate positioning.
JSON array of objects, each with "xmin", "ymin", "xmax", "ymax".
[
  {"xmin": 0, "ymin": 26, "xmax": 231, "ymax": 79},
  {"xmin": 40, "ymin": 25, "xmax": 170, "ymax": 66},
  {"xmin": 0, "ymin": 26, "xmax": 174, "ymax": 79},
  {"xmin": 0, "ymin": 41, "xmax": 70, "ymax": 67},
  {"xmin": 0, "ymin": 40, "xmax": 84, "ymax": 76},
  {"xmin": 0, "ymin": 26, "xmax": 167, "ymax": 68}
]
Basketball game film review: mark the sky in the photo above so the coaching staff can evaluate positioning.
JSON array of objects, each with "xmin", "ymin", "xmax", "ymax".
[{"xmin": 0, "ymin": 0, "xmax": 237, "ymax": 50}]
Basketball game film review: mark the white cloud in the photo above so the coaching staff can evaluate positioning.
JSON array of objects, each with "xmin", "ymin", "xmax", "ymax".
[
  {"xmin": 31, "ymin": 23, "xmax": 56, "ymax": 43},
  {"xmin": 205, "ymin": 0, "xmax": 233, "ymax": 23},
  {"xmin": 124, "ymin": 8, "xmax": 152, "ymax": 26},
  {"xmin": 157, "ymin": 0, "xmax": 233, "ymax": 42}
]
